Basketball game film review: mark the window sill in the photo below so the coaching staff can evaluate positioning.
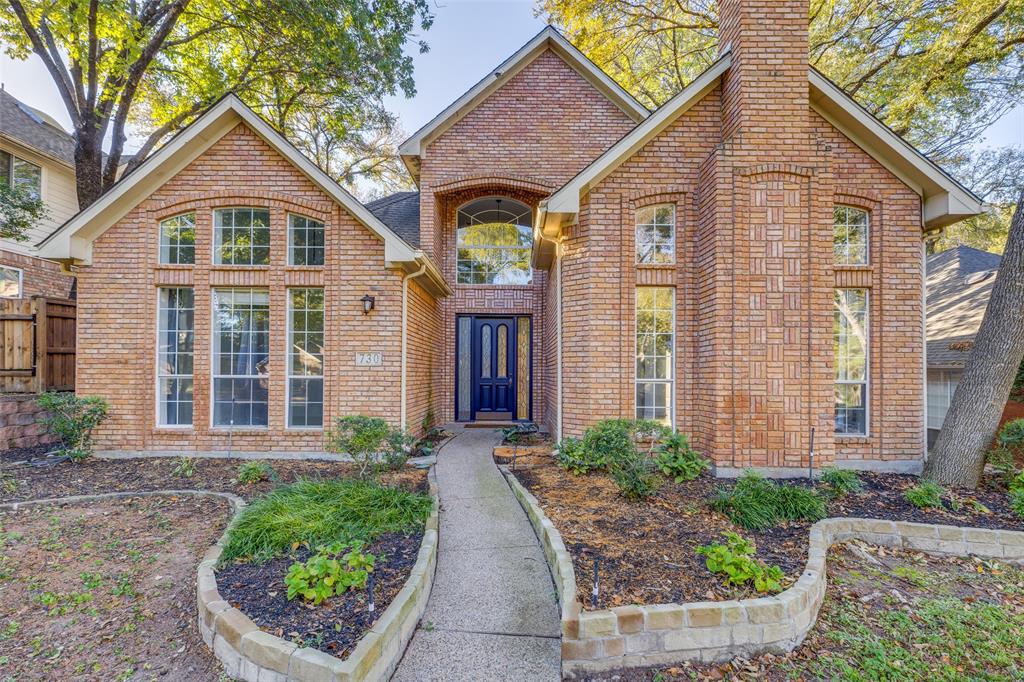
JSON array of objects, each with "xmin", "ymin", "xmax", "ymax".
[
  {"xmin": 285, "ymin": 426, "xmax": 324, "ymax": 432},
  {"xmin": 635, "ymin": 262, "xmax": 676, "ymax": 269},
  {"xmin": 455, "ymin": 283, "xmax": 535, "ymax": 288},
  {"xmin": 209, "ymin": 427, "xmax": 270, "ymax": 433},
  {"xmin": 835, "ymin": 434, "xmax": 871, "ymax": 441}
]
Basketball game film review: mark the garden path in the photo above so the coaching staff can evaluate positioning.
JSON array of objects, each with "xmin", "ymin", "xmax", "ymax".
[{"xmin": 392, "ymin": 426, "xmax": 561, "ymax": 681}]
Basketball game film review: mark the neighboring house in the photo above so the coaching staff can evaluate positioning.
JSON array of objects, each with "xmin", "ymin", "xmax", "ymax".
[
  {"xmin": 0, "ymin": 88, "xmax": 77, "ymax": 299},
  {"xmin": 39, "ymin": 0, "xmax": 983, "ymax": 474},
  {"xmin": 925, "ymin": 245, "xmax": 1022, "ymax": 448}
]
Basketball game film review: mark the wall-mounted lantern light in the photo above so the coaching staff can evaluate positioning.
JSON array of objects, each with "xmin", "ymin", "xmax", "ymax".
[{"xmin": 361, "ymin": 294, "xmax": 376, "ymax": 315}]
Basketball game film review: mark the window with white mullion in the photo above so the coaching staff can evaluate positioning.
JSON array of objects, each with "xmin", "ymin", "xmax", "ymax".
[
  {"xmin": 157, "ymin": 288, "xmax": 194, "ymax": 426},
  {"xmin": 212, "ymin": 288, "xmax": 270, "ymax": 427},
  {"xmin": 636, "ymin": 287, "xmax": 674, "ymax": 425},
  {"xmin": 214, "ymin": 208, "xmax": 270, "ymax": 265},
  {"xmin": 287, "ymin": 288, "xmax": 324, "ymax": 428},
  {"xmin": 833, "ymin": 206, "xmax": 869, "ymax": 265},
  {"xmin": 834, "ymin": 288, "xmax": 869, "ymax": 436},
  {"xmin": 159, "ymin": 213, "xmax": 196, "ymax": 264},
  {"xmin": 635, "ymin": 204, "xmax": 675, "ymax": 264},
  {"xmin": 288, "ymin": 214, "xmax": 325, "ymax": 266}
]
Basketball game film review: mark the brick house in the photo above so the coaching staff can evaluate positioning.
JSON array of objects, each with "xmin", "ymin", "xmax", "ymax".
[{"xmin": 39, "ymin": 1, "xmax": 983, "ymax": 474}]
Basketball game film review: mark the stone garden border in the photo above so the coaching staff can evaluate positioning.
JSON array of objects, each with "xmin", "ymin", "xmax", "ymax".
[
  {"xmin": 501, "ymin": 468, "xmax": 1024, "ymax": 677},
  {"xmin": 198, "ymin": 467, "xmax": 440, "ymax": 682}
]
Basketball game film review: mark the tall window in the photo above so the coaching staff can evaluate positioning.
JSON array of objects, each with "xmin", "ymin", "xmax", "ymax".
[
  {"xmin": 0, "ymin": 150, "xmax": 42, "ymax": 199},
  {"xmin": 635, "ymin": 204, "xmax": 675, "ymax": 264},
  {"xmin": 159, "ymin": 213, "xmax": 195, "ymax": 264},
  {"xmin": 289, "ymin": 214, "xmax": 325, "ymax": 266},
  {"xmin": 636, "ymin": 287, "xmax": 674, "ymax": 424},
  {"xmin": 157, "ymin": 288, "xmax": 194, "ymax": 426},
  {"xmin": 834, "ymin": 206, "xmax": 868, "ymax": 265},
  {"xmin": 0, "ymin": 266, "xmax": 22, "ymax": 298},
  {"xmin": 456, "ymin": 197, "xmax": 532, "ymax": 285},
  {"xmin": 287, "ymin": 288, "xmax": 324, "ymax": 428},
  {"xmin": 212, "ymin": 289, "xmax": 270, "ymax": 427},
  {"xmin": 834, "ymin": 289, "xmax": 868, "ymax": 436},
  {"xmin": 214, "ymin": 208, "xmax": 270, "ymax": 265}
]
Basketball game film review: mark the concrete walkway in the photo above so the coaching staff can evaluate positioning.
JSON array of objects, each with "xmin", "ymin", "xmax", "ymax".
[{"xmin": 392, "ymin": 427, "xmax": 561, "ymax": 681}]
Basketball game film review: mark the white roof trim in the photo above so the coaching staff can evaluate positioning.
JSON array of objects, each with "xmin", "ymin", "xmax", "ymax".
[
  {"xmin": 38, "ymin": 95, "xmax": 421, "ymax": 265},
  {"xmin": 544, "ymin": 53, "xmax": 732, "ymax": 216},
  {"xmin": 397, "ymin": 26, "xmax": 649, "ymax": 173}
]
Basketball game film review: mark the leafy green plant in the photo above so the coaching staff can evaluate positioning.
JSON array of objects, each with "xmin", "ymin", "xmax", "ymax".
[
  {"xmin": 998, "ymin": 418, "xmax": 1024, "ymax": 455},
  {"xmin": 608, "ymin": 446, "xmax": 660, "ymax": 501},
  {"xmin": 1009, "ymin": 472, "xmax": 1024, "ymax": 519},
  {"xmin": 554, "ymin": 437, "xmax": 602, "ymax": 475},
  {"xmin": 35, "ymin": 393, "xmax": 109, "ymax": 461},
  {"xmin": 654, "ymin": 432, "xmax": 709, "ymax": 482},
  {"xmin": 220, "ymin": 478, "xmax": 432, "ymax": 562},
  {"xmin": 172, "ymin": 456, "xmax": 196, "ymax": 478},
  {"xmin": 284, "ymin": 540, "xmax": 376, "ymax": 605},
  {"xmin": 904, "ymin": 481, "xmax": 946, "ymax": 509},
  {"xmin": 710, "ymin": 471, "xmax": 827, "ymax": 530},
  {"xmin": 820, "ymin": 467, "xmax": 863, "ymax": 498},
  {"xmin": 696, "ymin": 532, "xmax": 785, "ymax": 593},
  {"xmin": 987, "ymin": 446, "xmax": 1017, "ymax": 485},
  {"xmin": 237, "ymin": 460, "xmax": 275, "ymax": 485},
  {"xmin": 326, "ymin": 416, "xmax": 409, "ymax": 479},
  {"xmin": 581, "ymin": 419, "xmax": 635, "ymax": 468}
]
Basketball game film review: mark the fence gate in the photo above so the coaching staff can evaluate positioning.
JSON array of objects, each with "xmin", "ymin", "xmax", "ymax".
[{"xmin": 0, "ymin": 297, "xmax": 76, "ymax": 393}]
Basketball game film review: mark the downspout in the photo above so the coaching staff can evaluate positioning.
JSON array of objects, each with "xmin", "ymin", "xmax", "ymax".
[
  {"xmin": 401, "ymin": 261, "xmax": 429, "ymax": 431},
  {"xmin": 537, "ymin": 231, "xmax": 564, "ymax": 442}
]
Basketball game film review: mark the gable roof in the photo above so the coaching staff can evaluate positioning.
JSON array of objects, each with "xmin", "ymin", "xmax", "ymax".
[
  {"xmin": 397, "ymin": 25, "xmax": 650, "ymax": 181},
  {"xmin": 926, "ymin": 245, "xmax": 1001, "ymax": 368},
  {"xmin": 36, "ymin": 95, "xmax": 449, "ymax": 296},
  {"xmin": 539, "ymin": 59, "xmax": 984, "ymax": 235},
  {"xmin": 0, "ymin": 89, "xmax": 76, "ymax": 167},
  {"xmin": 365, "ymin": 191, "xmax": 420, "ymax": 247}
]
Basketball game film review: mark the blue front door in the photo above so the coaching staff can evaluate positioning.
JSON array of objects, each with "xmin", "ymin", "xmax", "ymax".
[{"xmin": 472, "ymin": 317, "xmax": 516, "ymax": 420}]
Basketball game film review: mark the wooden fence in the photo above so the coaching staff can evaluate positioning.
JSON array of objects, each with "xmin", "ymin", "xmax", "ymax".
[{"xmin": 0, "ymin": 297, "xmax": 76, "ymax": 393}]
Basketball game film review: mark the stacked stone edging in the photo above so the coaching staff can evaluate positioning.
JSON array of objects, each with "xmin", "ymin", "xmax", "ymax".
[
  {"xmin": 501, "ymin": 469, "xmax": 1024, "ymax": 677},
  {"xmin": 198, "ymin": 467, "xmax": 440, "ymax": 682},
  {"xmin": 0, "ymin": 395, "xmax": 55, "ymax": 450}
]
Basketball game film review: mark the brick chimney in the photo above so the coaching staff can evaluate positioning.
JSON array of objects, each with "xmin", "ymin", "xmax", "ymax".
[{"xmin": 718, "ymin": 0, "xmax": 810, "ymax": 160}]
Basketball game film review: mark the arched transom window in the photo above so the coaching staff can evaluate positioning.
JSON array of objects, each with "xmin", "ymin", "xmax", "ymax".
[{"xmin": 456, "ymin": 197, "xmax": 533, "ymax": 285}]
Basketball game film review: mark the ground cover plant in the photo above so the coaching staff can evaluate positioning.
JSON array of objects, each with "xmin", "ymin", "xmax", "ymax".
[
  {"xmin": 237, "ymin": 460, "xmax": 276, "ymax": 485},
  {"xmin": 696, "ymin": 532, "xmax": 784, "ymax": 594},
  {"xmin": 284, "ymin": 540, "xmax": 376, "ymax": 604},
  {"xmin": 819, "ymin": 467, "xmax": 862, "ymax": 498},
  {"xmin": 710, "ymin": 471, "xmax": 827, "ymax": 530}
]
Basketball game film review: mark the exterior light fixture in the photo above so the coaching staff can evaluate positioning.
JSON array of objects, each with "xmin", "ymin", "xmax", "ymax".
[{"xmin": 361, "ymin": 294, "xmax": 375, "ymax": 315}]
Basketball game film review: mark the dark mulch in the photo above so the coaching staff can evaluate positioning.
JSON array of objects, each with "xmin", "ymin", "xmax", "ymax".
[
  {"xmin": 412, "ymin": 428, "xmax": 454, "ymax": 457},
  {"xmin": 0, "ymin": 442, "xmax": 59, "ymax": 465},
  {"xmin": 511, "ymin": 458, "xmax": 1024, "ymax": 609},
  {"xmin": 216, "ymin": 531, "xmax": 423, "ymax": 658},
  {"xmin": 0, "ymin": 456, "xmax": 427, "ymax": 504}
]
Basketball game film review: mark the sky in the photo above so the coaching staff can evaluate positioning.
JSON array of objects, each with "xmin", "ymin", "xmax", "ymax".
[{"xmin": 1, "ymin": 0, "xmax": 1021, "ymax": 159}]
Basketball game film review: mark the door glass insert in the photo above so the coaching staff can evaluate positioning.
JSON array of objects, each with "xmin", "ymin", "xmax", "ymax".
[
  {"xmin": 457, "ymin": 317, "xmax": 472, "ymax": 421},
  {"xmin": 481, "ymin": 325, "xmax": 492, "ymax": 378},
  {"xmin": 497, "ymin": 325, "xmax": 508, "ymax": 378},
  {"xmin": 516, "ymin": 317, "xmax": 531, "ymax": 420}
]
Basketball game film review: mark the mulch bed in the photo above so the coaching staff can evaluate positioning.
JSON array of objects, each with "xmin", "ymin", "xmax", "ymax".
[
  {"xmin": 0, "ymin": 456, "xmax": 427, "ymax": 504},
  {"xmin": 510, "ymin": 456, "xmax": 1024, "ymax": 609},
  {"xmin": 0, "ymin": 495, "xmax": 231, "ymax": 681},
  {"xmin": 217, "ymin": 531, "xmax": 423, "ymax": 658}
]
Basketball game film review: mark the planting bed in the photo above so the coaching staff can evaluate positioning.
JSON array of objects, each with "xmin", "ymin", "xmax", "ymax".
[
  {"xmin": 510, "ymin": 457, "xmax": 1024, "ymax": 608},
  {"xmin": 586, "ymin": 541, "xmax": 1024, "ymax": 680},
  {"xmin": 0, "ymin": 495, "xmax": 230, "ymax": 681}
]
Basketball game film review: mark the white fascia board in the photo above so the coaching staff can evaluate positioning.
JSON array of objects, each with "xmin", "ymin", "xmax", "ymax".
[
  {"xmin": 546, "ymin": 53, "xmax": 731, "ymax": 215},
  {"xmin": 397, "ymin": 26, "xmax": 649, "ymax": 161}
]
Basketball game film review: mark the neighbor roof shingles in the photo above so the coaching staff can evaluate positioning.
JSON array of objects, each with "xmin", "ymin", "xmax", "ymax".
[
  {"xmin": 364, "ymin": 191, "xmax": 420, "ymax": 248},
  {"xmin": 0, "ymin": 90, "xmax": 76, "ymax": 165},
  {"xmin": 926, "ymin": 245, "xmax": 1002, "ymax": 368}
]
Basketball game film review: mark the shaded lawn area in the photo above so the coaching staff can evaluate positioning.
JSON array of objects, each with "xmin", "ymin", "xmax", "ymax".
[
  {"xmin": 0, "ymin": 495, "xmax": 231, "ymax": 681},
  {"xmin": 588, "ymin": 543, "xmax": 1024, "ymax": 681}
]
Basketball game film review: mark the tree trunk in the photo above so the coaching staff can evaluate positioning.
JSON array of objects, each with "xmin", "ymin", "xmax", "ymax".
[
  {"xmin": 924, "ymin": 189, "xmax": 1024, "ymax": 487},
  {"xmin": 73, "ymin": 125, "xmax": 106, "ymax": 209}
]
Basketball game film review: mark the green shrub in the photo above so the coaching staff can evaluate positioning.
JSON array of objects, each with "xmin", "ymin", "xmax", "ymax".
[
  {"xmin": 696, "ymin": 532, "xmax": 784, "ymax": 593},
  {"xmin": 710, "ymin": 471, "xmax": 827, "ymax": 531},
  {"xmin": 326, "ymin": 415, "xmax": 409, "ymax": 479},
  {"xmin": 987, "ymin": 446, "xmax": 1017, "ymax": 485},
  {"xmin": 904, "ymin": 481, "xmax": 946, "ymax": 509},
  {"xmin": 654, "ymin": 433, "xmax": 709, "ymax": 482},
  {"xmin": 1010, "ymin": 490, "xmax": 1024, "ymax": 519},
  {"xmin": 998, "ymin": 418, "xmax": 1024, "ymax": 454},
  {"xmin": 284, "ymin": 540, "xmax": 376, "ymax": 605},
  {"xmin": 608, "ymin": 447, "xmax": 660, "ymax": 501},
  {"xmin": 820, "ymin": 467, "xmax": 863, "ymax": 498},
  {"xmin": 238, "ymin": 460, "xmax": 275, "ymax": 485},
  {"xmin": 35, "ymin": 393, "xmax": 109, "ymax": 461},
  {"xmin": 554, "ymin": 437, "xmax": 602, "ymax": 475},
  {"xmin": 220, "ymin": 478, "xmax": 432, "ymax": 562},
  {"xmin": 172, "ymin": 456, "xmax": 196, "ymax": 478},
  {"xmin": 581, "ymin": 419, "xmax": 635, "ymax": 468}
]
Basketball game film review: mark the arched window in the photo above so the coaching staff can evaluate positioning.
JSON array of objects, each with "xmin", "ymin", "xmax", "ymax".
[{"xmin": 456, "ymin": 197, "xmax": 533, "ymax": 285}]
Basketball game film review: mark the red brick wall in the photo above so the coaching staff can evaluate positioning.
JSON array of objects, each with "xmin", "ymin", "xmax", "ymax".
[
  {"xmin": 0, "ymin": 249, "xmax": 75, "ymax": 299},
  {"xmin": 76, "ymin": 123, "xmax": 410, "ymax": 452},
  {"xmin": 406, "ymin": 276, "xmax": 443, "ymax": 433}
]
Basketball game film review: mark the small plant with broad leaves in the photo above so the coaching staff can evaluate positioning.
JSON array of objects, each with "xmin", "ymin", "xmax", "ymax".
[
  {"xmin": 284, "ymin": 540, "xmax": 376, "ymax": 605},
  {"xmin": 1009, "ymin": 471, "xmax": 1024, "ymax": 519},
  {"xmin": 904, "ymin": 481, "xmax": 946, "ymax": 509},
  {"xmin": 820, "ymin": 467, "xmax": 863, "ymax": 499},
  {"xmin": 326, "ymin": 415, "xmax": 409, "ymax": 480},
  {"xmin": 609, "ymin": 446, "xmax": 661, "ymax": 501},
  {"xmin": 554, "ymin": 437, "xmax": 602, "ymax": 475},
  {"xmin": 710, "ymin": 471, "xmax": 827, "ymax": 531},
  {"xmin": 696, "ymin": 532, "xmax": 785, "ymax": 593},
  {"xmin": 35, "ymin": 393, "xmax": 109, "ymax": 462},
  {"xmin": 172, "ymin": 456, "xmax": 196, "ymax": 478},
  {"xmin": 654, "ymin": 433, "xmax": 709, "ymax": 482},
  {"xmin": 237, "ymin": 460, "xmax": 275, "ymax": 485}
]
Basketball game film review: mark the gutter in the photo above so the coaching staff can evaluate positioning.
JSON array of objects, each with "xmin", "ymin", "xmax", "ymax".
[{"xmin": 400, "ymin": 261, "xmax": 430, "ymax": 431}]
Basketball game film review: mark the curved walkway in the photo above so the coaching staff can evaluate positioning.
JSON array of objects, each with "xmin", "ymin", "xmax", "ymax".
[{"xmin": 393, "ymin": 427, "xmax": 561, "ymax": 681}]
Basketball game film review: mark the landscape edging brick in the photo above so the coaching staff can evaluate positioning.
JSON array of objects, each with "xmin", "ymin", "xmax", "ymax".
[{"xmin": 500, "ymin": 468, "xmax": 1024, "ymax": 677}]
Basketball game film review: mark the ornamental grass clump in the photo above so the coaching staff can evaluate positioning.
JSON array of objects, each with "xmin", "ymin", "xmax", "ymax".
[
  {"xmin": 237, "ymin": 460, "xmax": 275, "ymax": 485},
  {"xmin": 820, "ymin": 467, "xmax": 863, "ymax": 499},
  {"xmin": 710, "ymin": 471, "xmax": 827, "ymax": 531},
  {"xmin": 904, "ymin": 481, "xmax": 946, "ymax": 509},
  {"xmin": 220, "ymin": 478, "xmax": 432, "ymax": 563}
]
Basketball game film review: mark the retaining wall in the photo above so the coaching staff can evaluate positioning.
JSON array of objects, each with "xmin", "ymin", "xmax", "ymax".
[{"xmin": 0, "ymin": 394, "xmax": 55, "ymax": 450}]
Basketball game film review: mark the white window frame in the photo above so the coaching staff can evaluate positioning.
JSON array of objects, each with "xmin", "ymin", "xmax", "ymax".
[
  {"xmin": 1, "ymin": 150, "xmax": 43, "ymax": 200},
  {"xmin": 213, "ymin": 207, "xmax": 271, "ymax": 266},
  {"xmin": 834, "ymin": 288, "xmax": 870, "ymax": 437},
  {"xmin": 635, "ymin": 286, "xmax": 675, "ymax": 426},
  {"xmin": 833, "ymin": 205, "xmax": 870, "ymax": 266},
  {"xmin": 635, "ymin": 204, "xmax": 676, "ymax": 265},
  {"xmin": 155, "ymin": 287, "xmax": 194, "ymax": 428},
  {"xmin": 287, "ymin": 213, "xmax": 325, "ymax": 266},
  {"xmin": 210, "ymin": 288, "xmax": 271, "ymax": 429},
  {"xmin": 158, "ymin": 212, "xmax": 196, "ymax": 265},
  {"xmin": 455, "ymin": 197, "xmax": 533, "ymax": 285},
  {"xmin": 286, "ymin": 288, "xmax": 325, "ymax": 429},
  {"xmin": 0, "ymin": 265, "xmax": 24, "ymax": 298}
]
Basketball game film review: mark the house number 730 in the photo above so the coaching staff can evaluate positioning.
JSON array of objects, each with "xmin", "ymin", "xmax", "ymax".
[{"xmin": 355, "ymin": 352, "xmax": 383, "ymax": 366}]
